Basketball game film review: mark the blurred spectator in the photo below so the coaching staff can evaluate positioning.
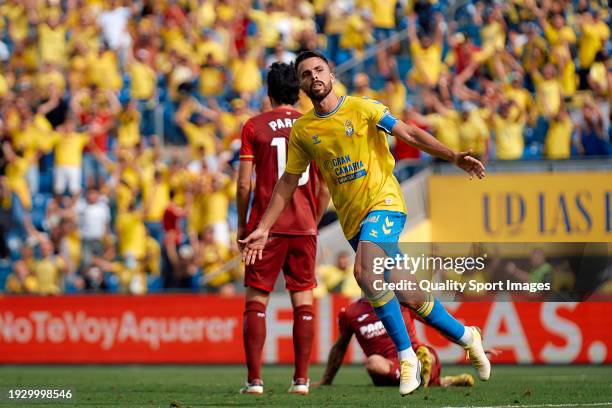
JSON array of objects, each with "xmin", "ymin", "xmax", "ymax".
[
  {"xmin": 410, "ymin": 92, "xmax": 462, "ymax": 154},
  {"xmin": 577, "ymin": 99, "xmax": 608, "ymax": 156},
  {"xmin": 162, "ymin": 189, "xmax": 189, "ymax": 288},
  {"xmin": 127, "ymin": 48, "xmax": 157, "ymax": 137},
  {"xmin": 167, "ymin": 242, "xmax": 198, "ymax": 290},
  {"xmin": 0, "ymin": 0, "xmax": 611, "ymax": 296},
  {"xmin": 352, "ymin": 73, "xmax": 377, "ymax": 99},
  {"xmin": 71, "ymin": 87, "xmax": 119, "ymax": 188},
  {"xmin": 458, "ymin": 102, "xmax": 490, "ymax": 161},
  {"xmin": 587, "ymin": 52, "xmax": 609, "ymax": 97},
  {"xmin": 199, "ymin": 54, "xmax": 226, "ymax": 101},
  {"xmin": 5, "ymin": 259, "xmax": 37, "ymax": 294},
  {"xmin": 266, "ymin": 41, "xmax": 296, "ymax": 67},
  {"xmin": 507, "ymin": 249, "xmax": 553, "ymax": 286},
  {"xmin": 368, "ymin": 0, "xmax": 399, "ymax": 76},
  {"xmin": 143, "ymin": 169, "xmax": 169, "ymax": 245},
  {"xmin": 503, "ymin": 72, "xmax": 536, "ymax": 126},
  {"xmin": 446, "ymin": 29, "xmax": 481, "ymax": 77},
  {"xmin": 378, "ymin": 76, "xmax": 407, "ymax": 117},
  {"xmin": 198, "ymin": 226, "xmax": 234, "ymax": 294},
  {"xmin": 116, "ymin": 201, "xmax": 147, "ymax": 276},
  {"xmin": 230, "ymin": 46, "xmax": 263, "ymax": 104},
  {"xmin": 97, "ymin": 0, "xmax": 132, "ymax": 53},
  {"xmin": 76, "ymin": 187, "xmax": 110, "ymax": 268},
  {"xmin": 577, "ymin": 11, "xmax": 610, "ymax": 89},
  {"xmin": 339, "ymin": 8, "xmax": 373, "ymax": 60},
  {"xmin": 176, "ymin": 99, "xmax": 218, "ymax": 165},
  {"xmin": 488, "ymin": 100, "xmax": 526, "ymax": 161},
  {"xmin": 552, "ymin": 260, "xmax": 576, "ymax": 293},
  {"xmin": 204, "ymin": 173, "xmax": 234, "ymax": 247},
  {"xmin": 53, "ymin": 115, "xmax": 90, "ymax": 199},
  {"xmin": 531, "ymin": 62, "xmax": 563, "ymax": 141},
  {"xmin": 314, "ymin": 251, "xmax": 361, "ymax": 298},
  {"xmin": 117, "ymin": 101, "xmax": 142, "ymax": 149},
  {"xmin": 56, "ymin": 216, "xmax": 81, "ymax": 276},
  {"xmin": 34, "ymin": 238, "xmax": 67, "ymax": 295},
  {"xmin": 37, "ymin": 11, "xmax": 67, "ymax": 66},
  {"xmin": 407, "ymin": 13, "xmax": 444, "ymax": 89},
  {"xmin": 544, "ymin": 108, "xmax": 574, "ymax": 160},
  {"xmin": 596, "ymin": 267, "xmax": 612, "ymax": 295}
]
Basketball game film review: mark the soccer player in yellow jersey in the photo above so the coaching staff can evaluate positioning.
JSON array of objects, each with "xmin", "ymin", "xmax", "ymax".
[{"xmin": 241, "ymin": 51, "xmax": 490, "ymax": 396}]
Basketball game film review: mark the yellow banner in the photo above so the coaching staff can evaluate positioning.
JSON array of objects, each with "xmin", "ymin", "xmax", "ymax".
[{"xmin": 429, "ymin": 171, "xmax": 612, "ymax": 242}]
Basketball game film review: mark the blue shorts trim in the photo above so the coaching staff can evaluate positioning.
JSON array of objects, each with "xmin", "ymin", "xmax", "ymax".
[{"xmin": 348, "ymin": 210, "xmax": 406, "ymax": 257}]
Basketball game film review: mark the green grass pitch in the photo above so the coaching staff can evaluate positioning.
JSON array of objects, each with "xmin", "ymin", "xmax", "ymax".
[{"xmin": 0, "ymin": 365, "xmax": 611, "ymax": 407}]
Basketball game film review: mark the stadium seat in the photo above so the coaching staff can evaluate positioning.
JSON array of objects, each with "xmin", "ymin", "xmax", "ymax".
[
  {"xmin": 39, "ymin": 171, "xmax": 54, "ymax": 194},
  {"xmin": 396, "ymin": 55, "xmax": 413, "ymax": 79},
  {"xmin": 31, "ymin": 193, "xmax": 51, "ymax": 231},
  {"xmin": 147, "ymin": 275, "xmax": 164, "ymax": 293},
  {"xmin": 0, "ymin": 260, "xmax": 11, "ymax": 290},
  {"xmin": 104, "ymin": 272, "xmax": 120, "ymax": 293}
]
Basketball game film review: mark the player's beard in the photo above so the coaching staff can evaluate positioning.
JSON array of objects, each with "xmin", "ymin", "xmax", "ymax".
[{"xmin": 305, "ymin": 79, "xmax": 333, "ymax": 102}]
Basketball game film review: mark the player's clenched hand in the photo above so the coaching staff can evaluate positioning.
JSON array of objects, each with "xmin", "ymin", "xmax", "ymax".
[
  {"xmin": 239, "ymin": 228, "xmax": 269, "ymax": 265},
  {"xmin": 454, "ymin": 150, "xmax": 486, "ymax": 180}
]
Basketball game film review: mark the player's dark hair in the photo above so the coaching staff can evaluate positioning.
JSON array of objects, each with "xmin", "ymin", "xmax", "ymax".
[
  {"xmin": 267, "ymin": 62, "xmax": 300, "ymax": 105},
  {"xmin": 294, "ymin": 50, "xmax": 330, "ymax": 73}
]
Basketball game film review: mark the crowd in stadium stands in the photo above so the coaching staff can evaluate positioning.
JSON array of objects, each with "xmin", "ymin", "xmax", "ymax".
[{"xmin": 0, "ymin": 0, "xmax": 610, "ymax": 295}]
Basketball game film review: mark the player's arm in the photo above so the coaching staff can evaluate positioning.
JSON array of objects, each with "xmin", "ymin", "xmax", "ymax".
[
  {"xmin": 236, "ymin": 159, "xmax": 253, "ymax": 249},
  {"xmin": 314, "ymin": 166, "xmax": 331, "ymax": 224},
  {"xmin": 316, "ymin": 326, "xmax": 353, "ymax": 386},
  {"xmin": 389, "ymin": 118, "xmax": 486, "ymax": 179},
  {"xmin": 240, "ymin": 127, "xmax": 311, "ymax": 264},
  {"xmin": 237, "ymin": 119, "xmax": 256, "ymax": 250}
]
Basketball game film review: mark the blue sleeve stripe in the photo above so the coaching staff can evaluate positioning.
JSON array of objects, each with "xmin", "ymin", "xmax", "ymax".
[{"xmin": 377, "ymin": 112, "xmax": 399, "ymax": 134}]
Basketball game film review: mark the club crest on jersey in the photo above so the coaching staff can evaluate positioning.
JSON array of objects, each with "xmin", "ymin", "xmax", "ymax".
[
  {"xmin": 312, "ymin": 134, "xmax": 321, "ymax": 144},
  {"xmin": 344, "ymin": 120, "xmax": 354, "ymax": 136}
]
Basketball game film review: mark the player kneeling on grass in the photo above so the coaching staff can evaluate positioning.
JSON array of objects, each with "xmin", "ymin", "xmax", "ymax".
[
  {"xmin": 313, "ymin": 299, "xmax": 475, "ymax": 389},
  {"xmin": 236, "ymin": 62, "xmax": 330, "ymax": 396},
  {"xmin": 241, "ymin": 51, "xmax": 490, "ymax": 397}
]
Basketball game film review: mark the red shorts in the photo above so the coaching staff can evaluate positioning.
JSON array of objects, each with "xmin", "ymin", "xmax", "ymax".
[
  {"xmin": 244, "ymin": 234, "xmax": 317, "ymax": 293},
  {"xmin": 370, "ymin": 346, "xmax": 441, "ymax": 387}
]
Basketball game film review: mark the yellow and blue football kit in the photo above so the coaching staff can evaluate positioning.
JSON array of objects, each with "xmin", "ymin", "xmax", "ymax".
[
  {"xmin": 285, "ymin": 95, "xmax": 406, "ymax": 242},
  {"xmin": 285, "ymin": 95, "xmax": 467, "ymax": 353}
]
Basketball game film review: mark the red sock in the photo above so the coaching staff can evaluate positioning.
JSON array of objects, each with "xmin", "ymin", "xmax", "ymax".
[
  {"xmin": 388, "ymin": 359, "xmax": 401, "ymax": 383},
  {"xmin": 293, "ymin": 304, "xmax": 315, "ymax": 381},
  {"xmin": 243, "ymin": 301, "xmax": 267, "ymax": 382}
]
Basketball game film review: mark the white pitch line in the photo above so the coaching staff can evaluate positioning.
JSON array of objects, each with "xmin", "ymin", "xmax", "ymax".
[{"xmin": 442, "ymin": 402, "xmax": 612, "ymax": 408}]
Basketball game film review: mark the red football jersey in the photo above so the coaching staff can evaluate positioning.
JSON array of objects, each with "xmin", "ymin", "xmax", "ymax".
[
  {"xmin": 338, "ymin": 299, "xmax": 420, "ymax": 360},
  {"xmin": 240, "ymin": 107, "xmax": 318, "ymax": 235}
]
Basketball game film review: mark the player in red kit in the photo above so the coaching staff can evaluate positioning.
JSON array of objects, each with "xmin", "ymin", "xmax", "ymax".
[
  {"xmin": 315, "ymin": 299, "xmax": 477, "ymax": 389},
  {"xmin": 236, "ymin": 62, "xmax": 329, "ymax": 395}
]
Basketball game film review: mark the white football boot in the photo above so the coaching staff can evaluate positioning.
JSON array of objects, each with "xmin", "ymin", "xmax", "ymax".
[
  {"xmin": 239, "ymin": 379, "xmax": 263, "ymax": 395},
  {"xmin": 464, "ymin": 326, "xmax": 491, "ymax": 381},
  {"xmin": 399, "ymin": 355, "xmax": 421, "ymax": 396},
  {"xmin": 288, "ymin": 378, "xmax": 309, "ymax": 395}
]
